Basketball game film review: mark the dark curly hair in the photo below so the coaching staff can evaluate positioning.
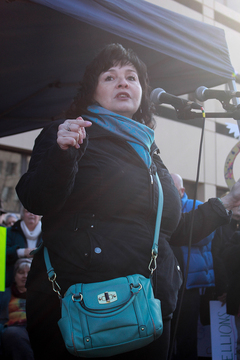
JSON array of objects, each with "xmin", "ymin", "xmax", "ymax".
[{"xmin": 66, "ymin": 43, "xmax": 155, "ymax": 129}]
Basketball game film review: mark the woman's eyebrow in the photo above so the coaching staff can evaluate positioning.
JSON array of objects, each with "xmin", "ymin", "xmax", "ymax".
[{"xmin": 105, "ymin": 68, "xmax": 137, "ymax": 73}]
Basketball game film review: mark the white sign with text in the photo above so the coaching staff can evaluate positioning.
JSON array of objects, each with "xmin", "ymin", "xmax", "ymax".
[{"xmin": 210, "ymin": 301, "xmax": 237, "ymax": 360}]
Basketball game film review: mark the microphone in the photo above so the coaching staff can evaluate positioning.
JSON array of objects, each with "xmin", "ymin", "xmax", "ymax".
[
  {"xmin": 150, "ymin": 88, "xmax": 202, "ymax": 110},
  {"xmin": 195, "ymin": 86, "xmax": 240, "ymax": 102}
]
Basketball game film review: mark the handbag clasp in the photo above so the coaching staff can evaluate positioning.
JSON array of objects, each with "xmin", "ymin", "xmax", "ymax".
[
  {"xmin": 148, "ymin": 250, "xmax": 158, "ymax": 274},
  {"xmin": 48, "ymin": 272, "xmax": 62, "ymax": 299},
  {"xmin": 98, "ymin": 291, "xmax": 117, "ymax": 304}
]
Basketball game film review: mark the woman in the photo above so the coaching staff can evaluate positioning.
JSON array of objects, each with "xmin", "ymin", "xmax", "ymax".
[
  {"xmin": 16, "ymin": 43, "xmax": 240, "ymax": 360},
  {"xmin": 6, "ymin": 208, "xmax": 42, "ymax": 288},
  {"xmin": 4, "ymin": 213, "xmax": 19, "ymax": 228},
  {"xmin": 0, "ymin": 258, "xmax": 34, "ymax": 360}
]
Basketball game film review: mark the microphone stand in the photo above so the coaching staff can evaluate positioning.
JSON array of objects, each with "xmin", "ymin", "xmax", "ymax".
[{"xmin": 176, "ymin": 104, "xmax": 240, "ymax": 121}]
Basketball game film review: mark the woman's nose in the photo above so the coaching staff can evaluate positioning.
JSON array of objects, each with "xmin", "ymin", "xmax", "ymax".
[{"xmin": 117, "ymin": 78, "xmax": 129, "ymax": 88}]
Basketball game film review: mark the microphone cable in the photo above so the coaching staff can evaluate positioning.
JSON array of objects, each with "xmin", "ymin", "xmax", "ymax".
[{"xmin": 168, "ymin": 107, "xmax": 206, "ymax": 360}]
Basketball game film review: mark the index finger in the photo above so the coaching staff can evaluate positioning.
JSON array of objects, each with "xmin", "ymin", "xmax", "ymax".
[{"xmin": 67, "ymin": 118, "xmax": 92, "ymax": 128}]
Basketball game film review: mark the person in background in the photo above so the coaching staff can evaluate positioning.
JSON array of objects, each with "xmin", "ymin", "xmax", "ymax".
[
  {"xmin": 170, "ymin": 173, "xmax": 215, "ymax": 360},
  {"xmin": 6, "ymin": 208, "xmax": 42, "ymax": 288},
  {"xmin": 15, "ymin": 43, "xmax": 240, "ymax": 360},
  {"xmin": 212, "ymin": 206, "xmax": 240, "ymax": 359},
  {"xmin": 0, "ymin": 258, "xmax": 34, "ymax": 360},
  {"xmin": 4, "ymin": 214, "xmax": 19, "ymax": 228}
]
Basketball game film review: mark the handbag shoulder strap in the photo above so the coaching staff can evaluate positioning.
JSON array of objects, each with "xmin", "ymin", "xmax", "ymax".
[
  {"xmin": 44, "ymin": 246, "xmax": 62, "ymax": 298},
  {"xmin": 148, "ymin": 172, "xmax": 163, "ymax": 273},
  {"xmin": 153, "ymin": 173, "xmax": 163, "ymax": 254},
  {"xmin": 44, "ymin": 171, "xmax": 164, "ymax": 288}
]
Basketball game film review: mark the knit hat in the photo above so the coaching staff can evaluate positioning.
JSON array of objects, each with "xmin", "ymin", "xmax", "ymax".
[{"xmin": 14, "ymin": 258, "xmax": 32, "ymax": 274}]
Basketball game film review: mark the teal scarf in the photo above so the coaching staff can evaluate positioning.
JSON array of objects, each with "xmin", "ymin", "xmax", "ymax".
[{"xmin": 84, "ymin": 105, "xmax": 154, "ymax": 168}]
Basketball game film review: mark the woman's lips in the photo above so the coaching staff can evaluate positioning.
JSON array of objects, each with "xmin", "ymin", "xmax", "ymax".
[{"xmin": 115, "ymin": 92, "xmax": 130, "ymax": 99}]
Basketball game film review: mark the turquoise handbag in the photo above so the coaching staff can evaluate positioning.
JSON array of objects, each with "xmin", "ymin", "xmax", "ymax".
[{"xmin": 44, "ymin": 174, "xmax": 163, "ymax": 357}]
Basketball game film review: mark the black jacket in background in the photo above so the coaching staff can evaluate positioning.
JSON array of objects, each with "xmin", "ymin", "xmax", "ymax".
[{"xmin": 212, "ymin": 220, "xmax": 240, "ymax": 315}]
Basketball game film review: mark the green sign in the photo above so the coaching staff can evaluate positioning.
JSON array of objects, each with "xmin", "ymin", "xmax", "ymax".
[{"xmin": 0, "ymin": 226, "xmax": 7, "ymax": 292}]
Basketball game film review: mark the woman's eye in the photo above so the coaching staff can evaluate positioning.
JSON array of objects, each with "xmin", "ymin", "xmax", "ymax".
[
  {"xmin": 105, "ymin": 76, "xmax": 114, "ymax": 81},
  {"xmin": 128, "ymin": 76, "xmax": 136, "ymax": 81}
]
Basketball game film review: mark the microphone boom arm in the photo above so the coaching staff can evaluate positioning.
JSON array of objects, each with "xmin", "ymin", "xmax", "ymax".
[{"xmin": 176, "ymin": 108, "xmax": 240, "ymax": 120}]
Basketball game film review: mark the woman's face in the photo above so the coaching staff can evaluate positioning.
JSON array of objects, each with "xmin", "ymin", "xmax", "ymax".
[
  {"xmin": 6, "ymin": 216, "xmax": 17, "ymax": 227},
  {"xmin": 23, "ymin": 209, "xmax": 41, "ymax": 231},
  {"xmin": 93, "ymin": 64, "xmax": 142, "ymax": 119},
  {"xmin": 15, "ymin": 265, "xmax": 30, "ymax": 292}
]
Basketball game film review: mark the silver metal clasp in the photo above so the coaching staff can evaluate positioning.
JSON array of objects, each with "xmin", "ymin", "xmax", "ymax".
[
  {"xmin": 130, "ymin": 283, "xmax": 142, "ymax": 293},
  {"xmin": 148, "ymin": 250, "xmax": 158, "ymax": 274},
  {"xmin": 72, "ymin": 293, "xmax": 83, "ymax": 302},
  {"xmin": 98, "ymin": 291, "xmax": 117, "ymax": 304},
  {"xmin": 48, "ymin": 272, "xmax": 62, "ymax": 299}
]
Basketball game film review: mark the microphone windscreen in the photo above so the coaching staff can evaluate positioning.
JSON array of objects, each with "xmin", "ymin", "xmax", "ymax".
[
  {"xmin": 150, "ymin": 88, "xmax": 165, "ymax": 104},
  {"xmin": 195, "ymin": 86, "xmax": 207, "ymax": 102}
]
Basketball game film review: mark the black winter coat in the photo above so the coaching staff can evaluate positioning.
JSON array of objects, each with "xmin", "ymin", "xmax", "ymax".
[
  {"xmin": 16, "ymin": 120, "xmax": 231, "ymax": 318},
  {"xmin": 212, "ymin": 221, "xmax": 240, "ymax": 315}
]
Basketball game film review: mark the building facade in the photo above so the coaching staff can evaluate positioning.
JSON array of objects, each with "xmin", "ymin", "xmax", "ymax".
[{"xmin": 149, "ymin": 0, "xmax": 240, "ymax": 200}]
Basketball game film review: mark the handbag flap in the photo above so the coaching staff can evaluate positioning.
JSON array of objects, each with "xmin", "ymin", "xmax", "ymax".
[{"xmin": 69, "ymin": 276, "xmax": 133, "ymax": 310}]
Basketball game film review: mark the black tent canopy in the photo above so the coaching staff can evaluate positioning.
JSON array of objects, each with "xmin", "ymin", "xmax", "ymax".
[{"xmin": 0, "ymin": 0, "xmax": 235, "ymax": 137}]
